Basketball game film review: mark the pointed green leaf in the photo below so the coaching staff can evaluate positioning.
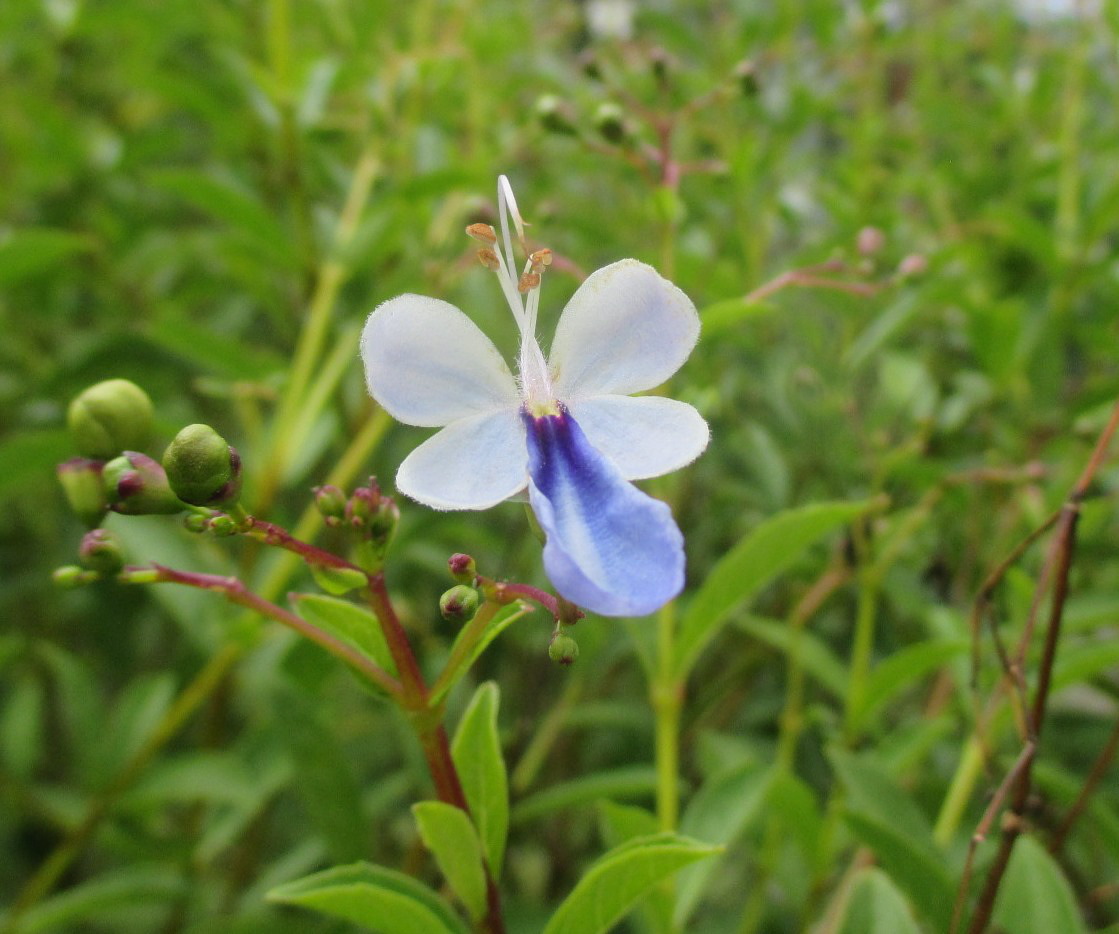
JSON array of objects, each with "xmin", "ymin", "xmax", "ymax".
[
  {"xmin": 266, "ymin": 862, "xmax": 469, "ymax": 934},
  {"xmin": 291, "ymin": 593, "xmax": 397, "ymax": 688},
  {"xmin": 676, "ymin": 500, "xmax": 873, "ymax": 678},
  {"xmin": 543, "ymin": 833, "xmax": 720, "ymax": 934},
  {"xmin": 512, "ymin": 767, "xmax": 658, "ymax": 825},
  {"xmin": 451, "ymin": 682, "xmax": 508, "ymax": 875},
  {"xmin": 992, "ymin": 836, "xmax": 1087, "ymax": 934},
  {"xmin": 412, "ymin": 801, "xmax": 488, "ymax": 922},
  {"xmin": 849, "ymin": 639, "xmax": 968, "ymax": 732},
  {"xmin": 837, "ymin": 867, "xmax": 921, "ymax": 934}
]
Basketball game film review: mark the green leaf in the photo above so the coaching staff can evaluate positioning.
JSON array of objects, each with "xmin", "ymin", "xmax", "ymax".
[
  {"xmin": 675, "ymin": 500, "xmax": 873, "ymax": 678},
  {"xmin": 291, "ymin": 593, "xmax": 397, "ymax": 688},
  {"xmin": 597, "ymin": 802, "xmax": 674, "ymax": 934},
  {"xmin": 837, "ymin": 867, "xmax": 921, "ymax": 934},
  {"xmin": 15, "ymin": 866, "xmax": 184, "ymax": 933},
  {"xmin": 512, "ymin": 767, "xmax": 658, "ymax": 825},
  {"xmin": 0, "ymin": 228, "xmax": 93, "ymax": 286},
  {"xmin": 266, "ymin": 862, "xmax": 469, "ymax": 934},
  {"xmin": 430, "ymin": 602, "xmax": 533, "ymax": 705},
  {"xmin": 451, "ymin": 682, "xmax": 508, "ymax": 875},
  {"xmin": 412, "ymin": 801, "xmax": 488, "ymax": 922},
  {"xmin": 731, "ymin": 614, "xmax": 848, "ymax": 697},
  {"xmin": 828, "ymin": 748, "xmax": 953, "ymax": 929},
  {"xmin": 992, "ymin": 835, "xmax": 1087, "ymax": 934},
  {"xmin": 848, "ymin": 639, "xmax": 968, "ymax": 732},
  {"xmin": 675, "ymin": 763, "xmax": 776, "ymax": 926},
  {"xmin": 543, "ymin": 833, "xmax": 720, "ymax": 934}
]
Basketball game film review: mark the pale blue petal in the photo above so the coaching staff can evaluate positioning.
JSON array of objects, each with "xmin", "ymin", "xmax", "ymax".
[{"xmin": 523, "ymin": 406, "xmax": 685, "ymax": 617}]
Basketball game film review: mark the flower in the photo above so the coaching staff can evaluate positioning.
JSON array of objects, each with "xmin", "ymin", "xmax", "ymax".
[{"xmin": 360, "ymin": 177, "xmax": 708, "ymax": 616}]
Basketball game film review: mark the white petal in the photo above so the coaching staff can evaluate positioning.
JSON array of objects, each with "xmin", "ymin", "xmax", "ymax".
[
  {"xmin": 567, "ymin": 395, "xmax": 709, "ymax": 481},
  {"xmin": 396, "ymin": 409, "xmax": 527, "ymax": 510},
  {"xmin": 361, "ymin": 294, "xmax": 519, "ymax": 427},
  {"xmin": 549, "ymin": 259, "xmax": 700, "ymax": 400}
]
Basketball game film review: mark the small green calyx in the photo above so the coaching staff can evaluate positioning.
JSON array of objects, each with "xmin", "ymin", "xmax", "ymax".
[
  {"xmin": 53, "ymin": 565, "xmax": 98, "ymax": 588},
  {"xmin": 67, "ymin": 379, "xmax": 154, "ymax": 459},
  {"xmin": 162, "ymin": 424, "xmax": 243, "ymax": 507},
  {"xmin": 78, "ymin": 529, "xmax": 124, "ymax": 575},
  {"xmin": 57, "ymin": 457, "xmax": 108, "ymax": 527},
  {"xmin": 548, "ymin": 632, "xmax": 579, "ymax": 666},
  {"xmin": 313, "ymin": 485, "xmax": 347, "ymax": 524},
  {"xmin": 103, "ymin": 452, "xmax": 186, "ymax": 515},
  {"xmin": 440, "ymin": 584, "xmax": 480, "ymax": 624}
]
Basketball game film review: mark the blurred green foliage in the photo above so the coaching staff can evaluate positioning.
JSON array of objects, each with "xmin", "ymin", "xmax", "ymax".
[{"xmin": 3, "ymin": 0, "xmax": 1119, "ymax": 931}]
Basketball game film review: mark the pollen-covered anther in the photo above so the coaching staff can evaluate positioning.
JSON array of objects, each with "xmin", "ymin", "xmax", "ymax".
[
  {"xmin": 466, "ymin": 222, "xmax": 497, "ymax": 243},
  {"xmin": 476, "ymin": 248, "xmax": 501, "ymax": 270},
  {"xmin": 529, "ymin": 248, "xmax": 553, "ymax": 270},
  {"xmin": 518, "ymin": 271, "xmax": 541, "ymax": 293}
]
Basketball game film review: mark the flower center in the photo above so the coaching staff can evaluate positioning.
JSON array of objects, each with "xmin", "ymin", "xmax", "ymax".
[{"xmin": 467, "ymin": 176, "xmax": 558, "ymax": 414}]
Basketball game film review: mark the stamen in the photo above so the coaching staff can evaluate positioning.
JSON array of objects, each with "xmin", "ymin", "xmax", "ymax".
[
  {"xmin": 476, "ymin": 248, "xmax": 501, "ymax": 270},
  {"xmin": 530, "ymin": 248, "xmax": 553, "ymax": 269},
  {"xmin": 518, "ymin": 272, "xmax": 541, "ymax": 293},
  {"xmin": 466, "ymin": 223, "xmax": 497, "ymax": 243}
]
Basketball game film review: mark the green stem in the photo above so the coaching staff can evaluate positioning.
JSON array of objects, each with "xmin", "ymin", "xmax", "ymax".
[
  {"xmin": 653, "ymin": 602, "xmax": 682, "ymax": 831},
  {"xmin": 844, "ymin": 560, "xmax": 880, "ymax": 742},
  {"xmin": 934, "ymin": 736, "xmax": 984, "ymax": 847}
]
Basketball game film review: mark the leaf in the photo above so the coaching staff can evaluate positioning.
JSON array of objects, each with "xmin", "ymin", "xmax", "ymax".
[
  {"xmin": 675, "ymin": 763, "xmax": 776, "ymax": 926},
  {"xmin": 430, "ymin": 602, "xmax": 533, "ymax": 704},
  {"xmin": 0, "ymin": 228, "xmax": 93, "ymax": 286},
  {"xmin": 451, "ymin": 682, "xmax": 508, "ymax": 875},
  {"xmin": 731, "ymin": 614, "xmax": 848, "ymax": 697},
  {"xmin": 992, "ymin": 835, "xmax": 1087, "ymax": 934},
  {"xmin": 848, "ymin": 639, "xmax": 968, "ymax": 732},
  {"xmin": 512, "ymin": 767, "xmax": 658, "ymax": 825},
  {"xmin": 291, "ymin": 593, "xmax": 397, "ymax": 688},
  {"xmin": 412, "ymin": 801, "xmax": 488, "ymax": 922},
  {"xmin": 837, "ymin": 867, "xmax": 921, "ymax": 934},
  {"xmin": 16, "ymin": 866, "xmax": 184, "ymax": 933},
  {"xmin": 266, "ymin": 862, "xmax": 470, "ymax": 934},
  {"xmin": 597, "ymin": 802, "xmax": 674, "ymax": 934},
  {"xmin": 543, "ymin": 833, "xmax": 720, "ymax": 934},
  {"xmin": 675, "ymin": 500, "xmax": 873, "ymax": 678},
  {"xmin": 828, "ymin": 748, "xmax": 953, "ymax": 929}
]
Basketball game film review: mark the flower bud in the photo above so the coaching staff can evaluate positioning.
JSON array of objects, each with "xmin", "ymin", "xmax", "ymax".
[
  {"xmin": 857, "ymin": 226, "xmax": 886, "ymax": 256},
  {"xmin": 898, "ymin": 253, "xmax": 928, "ymax": 278},
  {"xmin": 440, "ymin": 585, "xmax": 480, "ymax": 624},
  {"xmin": 313, "ymin": 485, "xmax": 347, "ymax": 521},
  {"xmin": 448, "ymin": 553, "xmax": 477, "ymax": 584},
  {"xmin": 535, "ymin": 95, "xmax": 578, "ymax": 136},
  {"xmin": 649, "ymin": 47, "xmax": 671, "ymax": 84},
  {"xmin": 548, "ymin": 633, "xmax": 579, "ymax": 666},
  {"xmin": 103, "ymin": 452, "xmax": 186, "ymax": 515},
  {"xmin": 162, "ymin": 424, "xmax": 242, "ymax": 507},
  {"xmin": 67, "ymin": 379, "xmax": 154, "ymax": 459},
  {"xmin": 57, "ymin": 457, "xmax": 108, "ymax": 527},
  {"xmin": 78, "ymin": 529, "xmax": 124, "ymax": 575},
  {"xmin": 207, "ymin": 514, "xmax": 240, "ymax": 536},
  {"xmin": 346, "ymin": 479, "xmax": 399, "ymax": 549},
  {"xmin": 182, "ymin": 513, "xmax": 208, "ymax": 533},
  {"xmin": 53, "ymin": 565, "xmax": 97, "ymax": 588},
  {"xmin": 593, "ymin": 102, "xmax": 628, "ymax": 145}
]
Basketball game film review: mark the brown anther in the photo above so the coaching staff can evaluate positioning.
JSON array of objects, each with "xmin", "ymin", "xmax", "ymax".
[
  {"xmin": 466, "ymin": 223, "xmax": 497, "ymax": 243},
  {"xmin": 518, "ymin": 272, "xmax": 541, "ymax": 293},
  {"xmin": 476, "ymin": 248, "xmax": 501, "ymax": 270},
  {"xmin": 529, "ymin": 248, "xmax": 553, "ymax": 268}
]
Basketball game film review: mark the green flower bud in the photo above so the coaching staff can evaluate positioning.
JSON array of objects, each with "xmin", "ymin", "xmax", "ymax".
[
  {"xmin": 53, "ymin": 565, "xmax": 97, "ymax": 588},
  {"xmin": 206, "ymin": 514, "xmax": 239, "ymax": 537},
  {"xmin": 535, "ymin": 95, "xmax": 578, "ymax": 136},
  {"xmin": 440, "ymin": 584, "xmax": 480, "ymax": 624},
  {"xmin": 103, "ymin": 452, "xmax": 186, "ymax": 515},
  {"xmin": 67, "ymin": 379, "xmax": 154, "ymax": 459},
  {"xmin": 593, "ymin": 102, "xmax": 628, "ymax": 145},
  {"xmin": 548, "ymin": 633, "xmax": 579, "ymax": 666},
  {"xmin": 346, "ymin": 479, "xmax": 399, "ymax": 550},
  {"xmin": 162, "ymin": 424, "xmax": 242, "ymax": 507},
  {"xmin": 78, "ymin": 529, "xmax": 124, "ymax": 575},
  {"xmin": 57, "ymin": 457, "xmax": 108, "ymax": 527},
  {"xmin": 182, "ymin": 513, "xmax": 208, "ymax": 533},
  {"xmin": 313, "ymin": 484, "xmax": 347, "ymax": 521},
  {"xmin": 448, "ymin": 553, "xmax": 477, "ymax": 584}
]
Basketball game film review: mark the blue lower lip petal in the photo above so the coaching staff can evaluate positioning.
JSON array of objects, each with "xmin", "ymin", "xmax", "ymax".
[{"xmin": 522, "ymin": 405, "xmax": 685, "ymax": 616}]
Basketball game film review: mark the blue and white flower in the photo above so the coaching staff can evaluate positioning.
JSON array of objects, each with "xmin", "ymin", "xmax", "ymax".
[{"xmin": 360, "ymin": 177, "xmax": 708, "ymax": 616}]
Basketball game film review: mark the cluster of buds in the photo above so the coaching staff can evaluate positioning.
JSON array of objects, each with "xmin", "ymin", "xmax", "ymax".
[
  {"xmin": 440, "ymin": 552, "xmax": 481, "ymax": 624},
  {"xmin": 314, "ymin": 478, "xmax": 399, "ymax": 553}
]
